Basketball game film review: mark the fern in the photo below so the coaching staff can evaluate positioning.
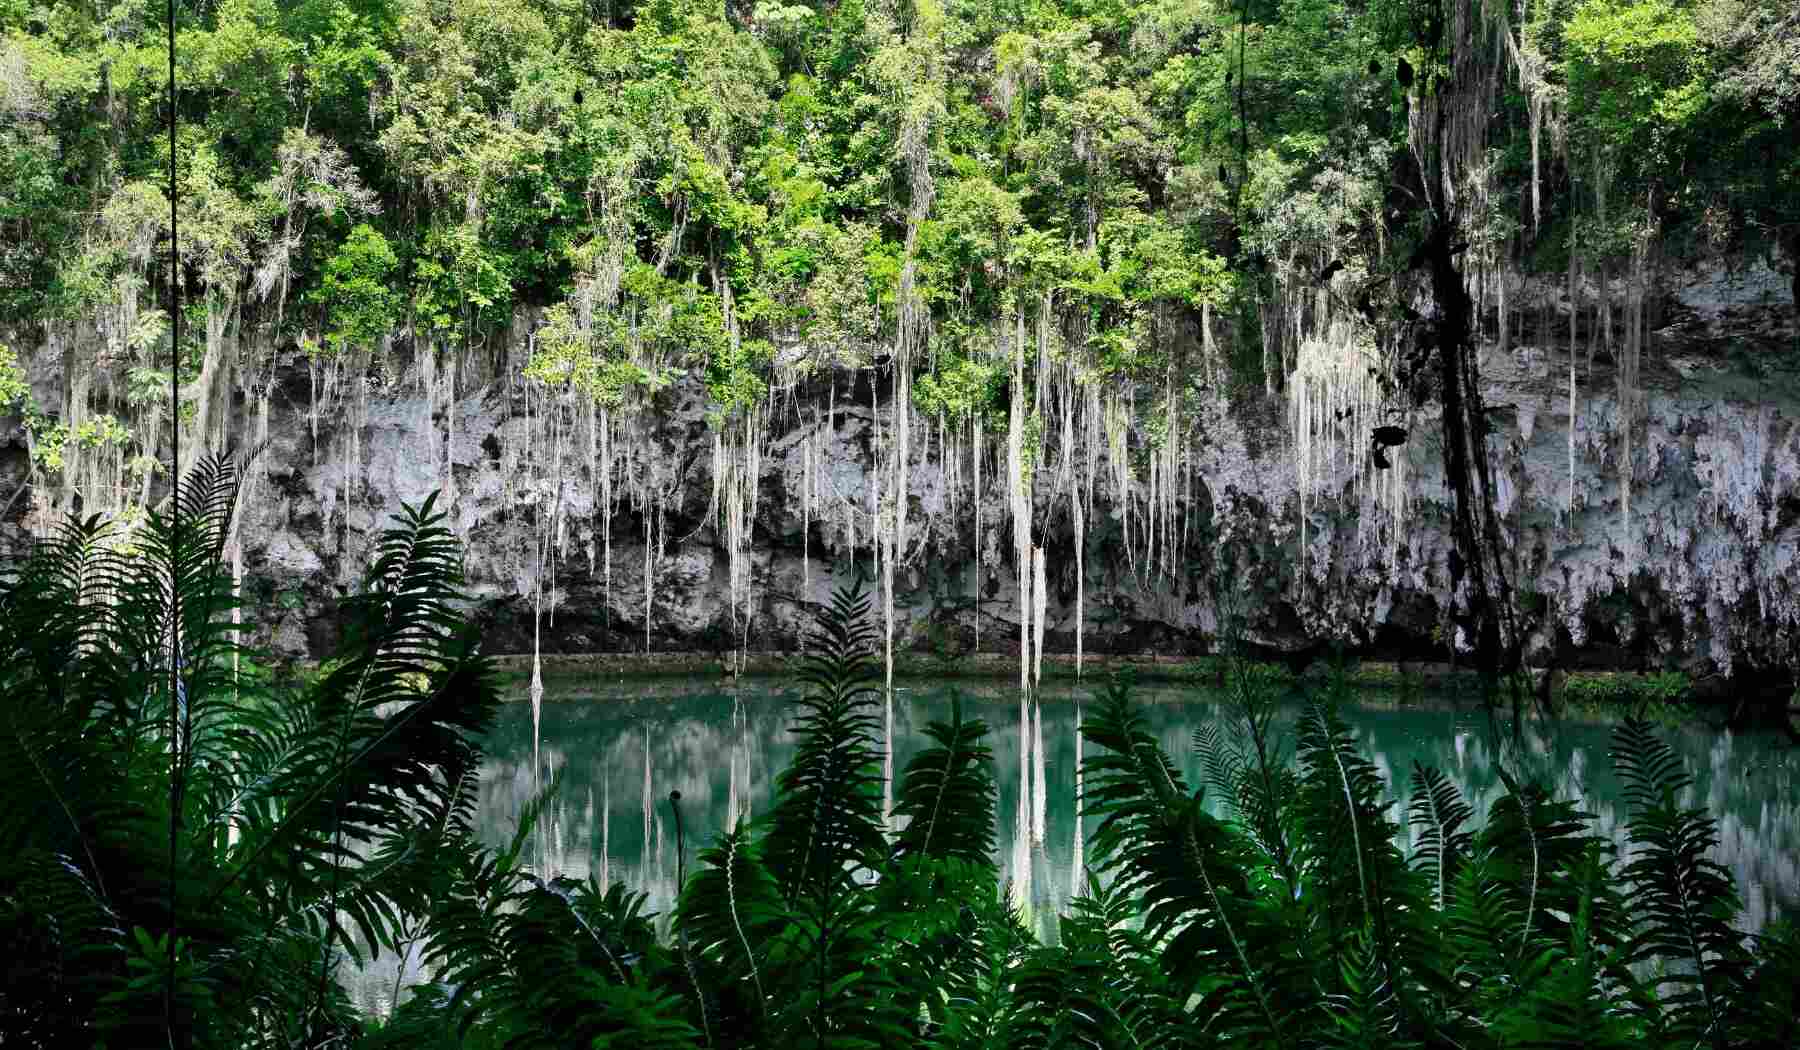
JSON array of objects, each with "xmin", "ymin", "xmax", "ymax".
[
  {"xmin": 892, "ymin": 691, "xmax": 997, "ymax": 869},
  {"xmin": 1292, "ymin": 695, "xmax": 1429, "ymax": 1038},
  {"xmin": 0, "ymin": 453, "xmax": 281, "ymax": 1046},
  {"xmin": 677, "ymin": 823, "xmax": 782, "ymax": 1034},
  {"xmin": 1609, "ymin": 718, "xmax": 1750, "ymax": 1049},
  {"xmin": 1194, "ymin": 680, "xmax": 1301, "ymax": 896},
  {"xmin": 1738, "ymin": 920, "xmax": 1800, "ymax": 1046},
  {"xmin": 214, "ymin": 494, "xmax": 501, "ymax": 944},
  {"xmin": 711, "ymin": 580, "xmax": 917, "ymax": 1050},
  {"xmin": 1407, "ymin": 762, "xmax": 1473, "ymax": 913},
  {"xmin": 1006, "ymin": 875, "xmax": 1172, "ymax": 1050},
  {"xmin": 9, "ymin": 455, "xmax": 1800, "ymax": 1050},
  {"xmin": 1485, "ymin": 840, "xmax": 1641, "ymax": 1050},
  {"xmin": 1479, "ymin": 774, "xmax": 1595, "ymax": 955},
  {"xmin": 1082, "ymin": 677, "xmax": 1291, "ymax": 1046},
  {"xmin": 761, "ymin": 581, "xmax": 888, "ymax": 902},
  {"xmin": 1316, "ymin": 925, "xmax": 1419, "ymax": 1050},
  {"xmin": 1056, "ymin": 873, "xmax": 1195, "ymax": 1050},
  {"xmin": 857, "ymin": 694, "xmax": 1003, "ymax": 1036},
  {"xmin": 924, "ymin": 883, "xmax": 1033, "ymax": 1049},
  {"xmin": 0, "ymin": 456, "xmax": 511, "ymax": 1049}
]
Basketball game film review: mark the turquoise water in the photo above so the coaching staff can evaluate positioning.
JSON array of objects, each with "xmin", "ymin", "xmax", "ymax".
[{"xmin": 348, "ymin": 676, "xmax": 1800, "ymax": 1016}]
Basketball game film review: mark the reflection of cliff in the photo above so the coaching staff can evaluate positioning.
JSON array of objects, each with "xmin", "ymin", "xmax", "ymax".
[{"xmin": 470, "ymin": 680, "xmax": 1799, "ymax": 945}]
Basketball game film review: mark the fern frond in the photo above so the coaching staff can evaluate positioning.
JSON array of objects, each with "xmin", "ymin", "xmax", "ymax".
[
  {"xmin": 1315, "ymin": 925, "xmax": 1420, "ymax": 1050},
  {"xmin": 732, "ymin": 580, "xmax": 918, "ymax": 1050},
  {"xmin": 761, "ymin": 580, "xmax": 888, "ymax": 902},
  {"xmin": 892, "ymin": 691, "xmax": 997, "ymax": 869},
  {"xmin": 1477, "ymin": 771, "xmax": 1596, "ymax": 955},
  {"xmin": 214, "ymin": 494, "xmax": 501, "ymax": 939},
  {"xmin": 1209, "ymin": 661, "xmax": 1302, "ymax": 894},
  {"xmin": 925, "ymin": 883, "xmax": 1031, "ymax": 1050},
  {"xmin": 1010, "ymin": 873, "xmax": 1197, "ymax": 1050},
  {"xmin": 1738, "ymin": 920, "xmax": 1800, "ymax": 1046},
  {"xmin": 1407, "ymin": 761, "xmax": 1473, "ymax": 912},
  {"xmin": 760, "ymin": 896, "xmax": 917, "ymax": 1050},
  {"xmin": 677, "ymin": 823, "xmax": 781, "ymax": 1015},
  {"xmin": 1194, "ymin": 721, "xmax": 1246, "ymax": 812},
  {"xmin": 1609, "ymin": 718, "xmax": 1750, "ymax": 1050},
  {"xmin": 489, "ymin": 876, "xmax": 698, "ymax": 1050},
  {"xmin": 1292, "ymin": 698, "xmax": 1421, "ymax": 1012},
  {"xmin": 1081, "ymin": 678, "xmax": 1290, "ymax": 1045}
]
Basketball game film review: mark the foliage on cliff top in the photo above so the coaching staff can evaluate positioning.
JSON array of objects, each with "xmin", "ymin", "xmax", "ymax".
[{"xmin": 3, "ymin": 0, "xmax": 1792, "ymax": 402}]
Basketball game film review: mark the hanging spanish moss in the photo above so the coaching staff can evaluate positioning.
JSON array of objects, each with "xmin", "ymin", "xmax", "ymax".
[
  {"xmin": 1618, "ymin": 192, "xmax": 1657, "ymax": 539},
  {"xmin": 877, "ymin": 98, "xmax": 935, "ymax": 689},
  {"xmin": 712, "ymin": 402, "xmax": 766, "ymax": 676},
  {"xmin": 1568, "ymin": 223, "xmax": 1580, "ymax": 526},
  {"xmin": 973, "ymin": 412, "xmax": 983, "ymax": 656},
  {"xmin": 1007, "ymin": 310, "xmax": 1032, "ymax": 692},
  {"xmin": 1289, "ymin": 318, "xmax": 1412, "ymax": 574},
  {"xmin": 1032, "ymin": 545, "xmax": 1047, "ymax": 689},
  {"xmin": 801, "ymin": 419, "xmax": 814, "ymax": 652}
]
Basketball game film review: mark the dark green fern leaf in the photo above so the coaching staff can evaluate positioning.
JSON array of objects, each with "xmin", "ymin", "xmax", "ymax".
[
  {"xmin": 749, "ymin": 580, "xmax": 916, "ymax": 1050},
  {"xmin": 761, "ymin": 580, "xmax": 888, "ymax": 903},
  {"xmin": 216, "ymin": 492, "xmax": 501, "ymax": 953},
  {"xmin": 676, "ymin": 822, "xmax": 782, "ymax": 1029},
  {"xmin": 892, "ymin": 691, "xmax": 997, "ymax": 869},
  {"xmin": 1738, "ymin": 919, "xmax": 1800, "ymax": 1046},
  {"xmin": 1293, "ymin": 699, "xmax": 1417, "ymax": 1002},
  {"xmin": 1485, "ymin": 840, "xmax": 1640, "ymax": 1050},
  {"xmin": 1407, "ymin": 761, "xmax": 1473, "ymax": 912},
  {"xmin": 925, "ymin": 883, "xmax": 1032, "ymax": 1050},
  {"xmin": 1478, "ymin": 770, "xmax": 1597, "ymax": 957},
  {"xmin": 1316, "ymin": 925, "xmax": 1420, "ymax": 1050},
  {"xmin": 1081, "ymin": 678, "xmax": 1290, "ymax": 1045},
  {"xmin": 1609, "ymin": 718, "xmax": 1750, "ymax": 1050}
]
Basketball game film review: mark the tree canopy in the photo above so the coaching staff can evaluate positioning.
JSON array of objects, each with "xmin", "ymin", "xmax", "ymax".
[{"xmin": 3, "ymin": 0, "xmax": 1790, "ymax": 400}]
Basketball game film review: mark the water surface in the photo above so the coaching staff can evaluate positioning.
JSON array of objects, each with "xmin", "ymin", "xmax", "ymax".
[{"xmin": 348, "ymin": 675, "xmax": 1800, "ymax": 1016}]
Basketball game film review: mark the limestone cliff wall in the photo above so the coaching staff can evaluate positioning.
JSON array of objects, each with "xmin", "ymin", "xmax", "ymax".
[{"xmin": 2, "ymin": 253, "xmax": 1795, "ymax": 679}]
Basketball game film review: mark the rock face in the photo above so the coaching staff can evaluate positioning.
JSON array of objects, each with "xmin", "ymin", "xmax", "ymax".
[{"xmin": 3, "ymin": 253, "xmax": 1797, "ymax": 681}]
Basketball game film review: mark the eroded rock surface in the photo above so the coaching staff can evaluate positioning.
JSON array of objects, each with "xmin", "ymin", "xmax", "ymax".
[{"xmin": 2, "ymin": 254, "xmax": 1795, "ymax": 681}]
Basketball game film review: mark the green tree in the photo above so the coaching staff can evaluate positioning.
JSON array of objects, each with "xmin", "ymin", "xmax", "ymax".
[{"xmin": 313, "ymin": 222, "xmax": 401, "ymax": 354}]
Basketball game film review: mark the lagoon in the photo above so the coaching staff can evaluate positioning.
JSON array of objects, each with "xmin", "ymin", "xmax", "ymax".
[{"xmin": 347, "ymin": 675, "xmax": 1800, "ymax": 1017}]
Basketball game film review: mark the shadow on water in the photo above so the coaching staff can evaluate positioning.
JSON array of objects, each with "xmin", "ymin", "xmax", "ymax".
[{"xmin": 345, "ymin": 675, "xmax": 1800, "ymax": 1017}]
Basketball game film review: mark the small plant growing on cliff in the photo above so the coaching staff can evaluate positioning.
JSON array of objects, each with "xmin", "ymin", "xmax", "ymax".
[{"xmin": 0, "ymin": 343, "xmax": 30, "ymax": 413}]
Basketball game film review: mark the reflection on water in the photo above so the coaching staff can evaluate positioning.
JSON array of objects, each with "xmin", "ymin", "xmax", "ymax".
[{"xmin": 346, "ymin": 676, "xmax": 1800, "ymax": 1017}]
